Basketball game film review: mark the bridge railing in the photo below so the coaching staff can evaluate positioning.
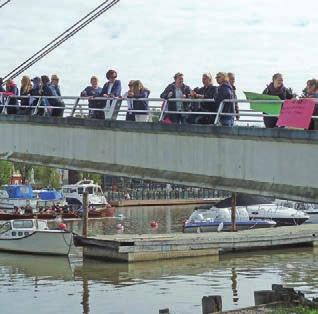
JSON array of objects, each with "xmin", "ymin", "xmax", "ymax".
[{"xmin": 0, "ymin": 94, "xmax": 317, "ymax": 127}]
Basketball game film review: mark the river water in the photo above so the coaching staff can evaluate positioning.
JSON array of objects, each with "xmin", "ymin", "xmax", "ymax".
[{"xmin": 1, "ymin": 205, "xmax": 318, "ymax": 314}]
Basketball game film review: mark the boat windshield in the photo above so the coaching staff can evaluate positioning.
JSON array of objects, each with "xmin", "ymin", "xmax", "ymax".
[
  {"xmin": 189, "ymin": 211, "xmax": 215, "ymax": 222},
  {"xmin": 0, "ymin": 222, "xmax": 11, "ymax": 233},
  {"xmin": 12, "ymin": 220, "xmax": 34, "ymax": 229},
  {"xmin": 85, "ymin": 186, "xmax": 94, "ymax": 194}
]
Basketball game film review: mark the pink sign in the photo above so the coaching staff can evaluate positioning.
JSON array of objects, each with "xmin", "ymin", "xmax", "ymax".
[{"xmin": 276, "ymin": 99, "xmax": 316, "ymax": 129}]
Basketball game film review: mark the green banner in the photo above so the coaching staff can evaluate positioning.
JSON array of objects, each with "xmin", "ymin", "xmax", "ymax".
[{"xmin": 244, "ymin": 91, "xmax": 282, "ymax": 115}]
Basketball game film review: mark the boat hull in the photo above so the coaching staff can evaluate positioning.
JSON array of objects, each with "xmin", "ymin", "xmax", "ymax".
[
  {"xmin": 256, "ymin": 217, "xmax": 309, "ymax": 226},
  {"xmin": 0, "ymin": 231, "xmax": 73, "ymax": 256},
  {"xmin": 183, "ymin": 221, "xmax": 275, "ymax": 233}
]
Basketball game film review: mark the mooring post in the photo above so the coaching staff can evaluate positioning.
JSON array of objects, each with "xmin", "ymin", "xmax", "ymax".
[
  {"xmin": 231, "ymin": 192, "xmax": 237, "ymax": 232},
  {"xmin": 202, "ymin": 295, "xmax": 222, "ymax": 314},
  {"xmin": 82, "ymin": 191, "xmax": 89, "ymax": 237}
]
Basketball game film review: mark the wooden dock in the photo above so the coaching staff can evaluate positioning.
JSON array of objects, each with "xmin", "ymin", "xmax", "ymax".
[
  {"xmin": 74, "ymin": 224, "xmax": 318, "ymax": 262},
  {"xmin": 110, "ymin": 198, "xmax": 221, "ymax": 207}
]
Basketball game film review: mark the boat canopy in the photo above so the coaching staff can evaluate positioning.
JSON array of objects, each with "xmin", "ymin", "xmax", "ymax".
[
  {"xmin": 2, "ymin": 185, "xmax": 34, "ymax": 199},
  {"xmin": 215, "ymin": 194, "xmax": 274, "ymax": 208},
  {"xmin": 39, "ymin": 190, "xmax": 63, "ymax": 201}
]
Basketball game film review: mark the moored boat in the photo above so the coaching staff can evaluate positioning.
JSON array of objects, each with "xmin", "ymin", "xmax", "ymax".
[
  {"xmin": 183, "ymin": 207, "xmax": 276, "ymax": 233},
  {"xmin": 214, "ymin": 195, "xmax": 310, "ymax": 226},
  {"xmin": 0, "ymin": 184, "xmax": 37, "ymax": 211},
  {"xmin": 0, "ymin": 219, "xmax": 72, "ymax": 255},
  {"xmin": 61, "ymin": 180, "xmax": 108, "ymax": 208}
]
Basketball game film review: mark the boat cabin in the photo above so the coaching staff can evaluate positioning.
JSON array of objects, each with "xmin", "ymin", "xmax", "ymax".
[{"xmin": 0, "ymin": 219, "xmax": 49, "ymax": 239}]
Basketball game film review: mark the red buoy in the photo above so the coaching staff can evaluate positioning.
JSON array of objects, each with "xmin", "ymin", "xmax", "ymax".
[
  {"xmin": 58, "ymin": 223, "xmax": 67, "ymax": 230},
  {"xmin": 150, "ymin": 221, "xmax": 159, "ymax": 228}
]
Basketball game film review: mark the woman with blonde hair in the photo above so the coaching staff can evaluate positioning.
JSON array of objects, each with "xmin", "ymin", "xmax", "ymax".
[
  {"xmin": 190, "ymin": 72, "xmax": 217, "ymax": 124},
  {"xmin": 214, "ymin": 72, "xmax": 235, "ymax": 126},
  {"xmin": 128, "ymin": 80, "xmax": 150, "ymax": 122},
  {"xmin": 19, "ymin": 75, "xmax": 33, "ymax": 115}
]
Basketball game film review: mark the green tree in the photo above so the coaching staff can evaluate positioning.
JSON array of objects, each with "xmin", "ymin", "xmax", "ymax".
[
  {"xmin": 13, "ymin": 163, "xmax": 33, "ymax": 184},
  {"xmin": 0, "ymin": 161, "xmax": 13, "ymax": 185},
  {"xmin": 34, "ymin": 166, "xmax": 61, "ymax": 189}
]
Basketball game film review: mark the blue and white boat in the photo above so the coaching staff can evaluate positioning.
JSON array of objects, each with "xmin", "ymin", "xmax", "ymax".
[
  {"xmin": 183, "ymin": 207, "xmax": 276, "ymax": 233},
  {"xmin": 0, "ymin": 185, "xmax": 37, "ymax": 211},
  {"xmin": 35, "ymin": 189, "xmax": 67, "ymax": 209}
]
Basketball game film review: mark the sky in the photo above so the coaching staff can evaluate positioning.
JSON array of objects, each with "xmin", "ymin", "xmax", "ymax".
[{"xmin": 1, "ymin": 0, "xmax": 318, "ymax": 98}]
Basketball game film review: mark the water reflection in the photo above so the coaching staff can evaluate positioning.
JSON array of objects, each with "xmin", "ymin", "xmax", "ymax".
[{"xmin": 0, "ymin": 247, "xmax": 318, "ymax": 313}]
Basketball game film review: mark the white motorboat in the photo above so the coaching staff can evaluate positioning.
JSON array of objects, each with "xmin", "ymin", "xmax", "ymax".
[
  {"xmin": 0, "ymin": 184, "xmax": 37, "ymax": 211},
  {"xmin": 215, "ymin": 195, "xmax": 309, "ymax": 226},
  {"xmin": 183, "ymin": 207, "xmax": 276, "ymax": 233},
  {"xmin": 62, "ymin": 180, "xmax": 108, "ymax": 208},
  {"xmin": 276, "ymin": 200, "xmax": 318, "ymax": 215},
  {"xmin": 0, "ymin": 219, "xmax": 72, "ymax": 255}
]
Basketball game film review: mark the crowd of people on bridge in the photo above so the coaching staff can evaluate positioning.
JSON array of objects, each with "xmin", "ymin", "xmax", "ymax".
[{"xmin": 1, "ymin": 69, "xmax": 318, "ymax": 128}]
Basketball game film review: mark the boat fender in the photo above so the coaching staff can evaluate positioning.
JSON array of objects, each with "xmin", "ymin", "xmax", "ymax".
[
  {"xmin": 150, "ymin": 221, "xmax": 159, "ymax": 228},
  {"xmin": 58, "ymin": 223, "xmax": 67, "ymax": 230},
  {"xmin": 116, "ymin": 223, "xmax": 124, "ymax": 230},
  {"xmin": 217, "ymin": 222, "xmax": 224, "ymax": 232}
]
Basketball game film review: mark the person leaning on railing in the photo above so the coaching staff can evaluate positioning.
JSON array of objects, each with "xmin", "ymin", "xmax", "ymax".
[
  {"xmin": 80, "ymin": 76, "xmax": 102, "ymax": 119},
  {"xmin": 18, "ymin": 75, "xmax": 32, "ymax": 115},
  {"xmin": 30, "ymin": 77, "xmax": 45, "ymax": 116},
  {"xmin": 123, "ymin": 80, "xmax": 135, "ymax": 121},
  {"xmin": 41, "ymin": 75, "xmax": 64, "ymax": 117},
  {"xmin": 160, "ymin": 72, "xmax": 191, "ymax": 124},
  {"xmin": 214, "ymin": 72, "xmax": 235, "ymax": 127},
  {"xmin": 228, "ymin": 72, "xmax": 240, "ymax": 121},
  {"xmin": 128, "ymin": 80, "xmax": 150, "ymax": 122},
  {"xmin": 190, "ymin": 72, "xmax": 217, "ymax": 124},
  {"xmin": 5, "ymin": 79, "xmax": 19, "ymax": 115},
  {"xmin": 100, "ymin": 69, "xmax": 122, "ymax": 119},
  {"xmin": 262, "ymin": 73, "xmax": 294, "ymax": 128},
  {"xmin": 303, "ymin": 78, "xmax": 318, "ymax": 130}
]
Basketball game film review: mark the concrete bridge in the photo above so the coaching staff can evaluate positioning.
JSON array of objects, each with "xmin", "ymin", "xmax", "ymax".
[{"xmin": 0, "ymin": 115, "xmax": 317, "ymax": 202}]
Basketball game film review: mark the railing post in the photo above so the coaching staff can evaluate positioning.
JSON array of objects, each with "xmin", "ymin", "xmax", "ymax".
[
  {"xmin": 214, "ymin": 101, "xmax": 224, "ymax": 125},
  {"xmin": 71, "ymin": 97, "xmax": 80, "ymax": 117},
  {"xmin": 2, "ymin": 96, "xmax": 10, "ymax": 115},
  {"xmin": 32, "ymin": 96, "xmax": 42, "ymax": 116},
  {"xmin": 159, "ymin": 100, "xmax": 168, "ymax": 122}
]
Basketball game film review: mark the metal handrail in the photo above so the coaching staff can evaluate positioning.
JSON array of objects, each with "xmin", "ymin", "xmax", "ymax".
[{"xmin": 1, "ymin": 95, "xmax": 317, "ymax": 125}]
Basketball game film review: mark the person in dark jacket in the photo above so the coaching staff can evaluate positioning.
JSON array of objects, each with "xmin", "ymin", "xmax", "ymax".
[
  {"xmin": 31, "ymin": 77, "xmax": 45, "ymax": 116},
  {"xmin": 0, "ymin": 78, "xmax": 4, "ymax": 93},
  {"xmin": 5, "ymin": 79, "xmax": 19, "ymax": 114},
  {"xmin": 228, "ymin": 72, "xmax": 240, "ymax": 121},
  {"xmin": 262, "ymin": 73, "xmax": 293, "ymax": 128},
  {"xmin": 41, "ymin": 75, "xmax": 64, "ymax": 117},
  {"xmin": 190, "ymin": 73, "xmax": 217, "ymax": 124},
  {"xmin": 19, "ymin": 75, "xmax": 33, "ymax": 115},
  {"xmin": 160, "ymin": 72, "xmax": 191, "ymax": 124},
  {"xmin": 128, "ymin": 80, "xmax": 150, "ymax": 122},
  {"xmin": 80, "ymin": 76, "xmax": 103, "ymax": 119},
  {"xmin": 100, "ymin": 69, "xmax": 121, "ymax": 119},
  {"xmin": 215, "ymin": 72, "xmax": 235, "ymax": 127},
  {"xmin": 0, "ymin": 78, "xmax": 4, "ymax": 113}
]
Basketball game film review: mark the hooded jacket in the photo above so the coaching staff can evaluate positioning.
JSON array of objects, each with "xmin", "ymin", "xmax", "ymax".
[{"xmin": 214, "ymin": 82, "xmax": 235, "ymax": 114}]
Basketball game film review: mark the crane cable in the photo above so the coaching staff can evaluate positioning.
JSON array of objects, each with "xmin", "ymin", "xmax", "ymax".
[
  {"xmin": 0, "ymin": 0, "xmax": 11, "ymax": 10},
  {"xmin": 2, "ymin": 0, "xmax": 120, "ymax": 82}
]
